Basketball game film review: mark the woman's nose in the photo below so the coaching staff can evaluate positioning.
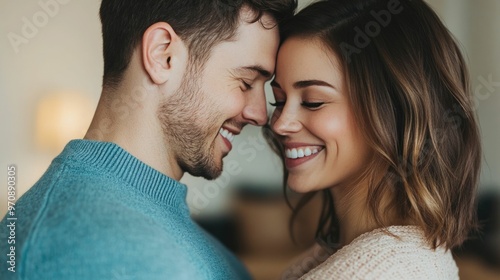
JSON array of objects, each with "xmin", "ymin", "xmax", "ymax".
[{"xmin": 271, "ymin": 107, "xmax": 302, "ymax": 136}]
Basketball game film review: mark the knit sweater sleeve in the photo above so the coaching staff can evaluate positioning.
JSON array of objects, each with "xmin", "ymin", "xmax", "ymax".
[{"xmin": 299, "ymin": 226, "xmax": 459, "ymax": 280}]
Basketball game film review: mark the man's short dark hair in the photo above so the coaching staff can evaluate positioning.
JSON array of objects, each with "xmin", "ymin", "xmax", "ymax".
[{"xmin": 99, "ymin": 0, "xmax": 297, "ymax": 89}]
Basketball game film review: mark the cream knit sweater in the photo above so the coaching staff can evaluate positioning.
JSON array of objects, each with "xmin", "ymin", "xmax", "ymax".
[{"xmin": 299, "ymin": 226, "xmax": 459, "ymax": 280}]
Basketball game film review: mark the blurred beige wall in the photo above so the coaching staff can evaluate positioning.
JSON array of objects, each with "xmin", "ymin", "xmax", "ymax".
[
  {"xmin": 0, "ymin": 0, "xmax": 499, "ymax": 217},
  {"xmin": 0, "ymin": 0, "xmax": 104, "ymax": 216}
]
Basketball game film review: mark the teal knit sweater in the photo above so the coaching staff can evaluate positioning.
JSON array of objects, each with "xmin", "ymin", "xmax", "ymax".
[{"xmin": 0, "ymin": 140, "xmax": 251, "ymax": 280}]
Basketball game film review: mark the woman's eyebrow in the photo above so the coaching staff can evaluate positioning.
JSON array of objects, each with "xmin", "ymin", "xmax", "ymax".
[
  {"xmin": 270, "ymin": 79, "xmax": 336, "ymax": 90},
  {"xmin": 293, "ymin": 80, "xmax": 336, "ymax": 90}
]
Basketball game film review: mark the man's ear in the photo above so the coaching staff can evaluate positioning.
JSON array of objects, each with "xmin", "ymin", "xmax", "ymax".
[{"xmin": 142, "ymin": 22, "xmax": 182, "ymax": 85}]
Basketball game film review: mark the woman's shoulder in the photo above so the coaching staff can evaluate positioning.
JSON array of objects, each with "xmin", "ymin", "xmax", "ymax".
[{"xmin": 300, "ymin": 226, "xmax": 459, "ymax": 280}]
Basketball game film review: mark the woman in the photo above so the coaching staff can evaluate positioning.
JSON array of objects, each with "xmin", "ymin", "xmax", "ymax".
[{"xmin": 266, "ymin": 0, "xmax": 482, "ymax": 279}]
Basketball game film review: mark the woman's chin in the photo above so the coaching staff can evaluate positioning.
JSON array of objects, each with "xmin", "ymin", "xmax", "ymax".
[
  {"xmin": 287, "ymin": 180, "xmax": 323, "ymax": 194},
  {"xmin": 288, "ymin": 186, "xmax": 308, "ymax": 194}
]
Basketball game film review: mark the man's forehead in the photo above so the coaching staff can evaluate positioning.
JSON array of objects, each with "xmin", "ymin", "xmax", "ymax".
[{"xmin": 209, "ymin": 9, "xmax": 279, "ymax": 79}]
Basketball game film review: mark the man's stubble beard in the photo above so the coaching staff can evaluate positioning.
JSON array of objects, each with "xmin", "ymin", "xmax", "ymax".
[{"xmin": 158, "ymin": 66, "xmax": 224, "ymax": 180}]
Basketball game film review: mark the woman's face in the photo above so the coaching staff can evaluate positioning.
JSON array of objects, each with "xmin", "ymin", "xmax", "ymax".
[{"xmin": 270, "ymin": 37, "xmax": 372, "ymax": 193}]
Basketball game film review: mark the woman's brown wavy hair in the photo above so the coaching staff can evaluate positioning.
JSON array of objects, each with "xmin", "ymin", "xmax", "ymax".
[{"xmin": 265, "ymin": 0, "xmax": 482, "ymax": 249}]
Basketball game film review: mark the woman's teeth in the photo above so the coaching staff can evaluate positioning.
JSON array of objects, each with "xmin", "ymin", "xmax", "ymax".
[
  {"xmin": 285, "ymin": 147, "xmax": 321, "ymax": 159},
  {"xmin": 219, "ymin": 128, "xmax": 235, "ymax": 143}
]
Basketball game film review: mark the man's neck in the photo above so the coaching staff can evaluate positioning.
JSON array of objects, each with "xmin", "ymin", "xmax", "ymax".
[{"xmin": 84, "ymin": 89, "xmax": 183, "ymax": 181}]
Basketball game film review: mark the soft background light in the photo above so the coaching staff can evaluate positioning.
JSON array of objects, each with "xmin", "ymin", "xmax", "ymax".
[{"xmin": 35, "ymin": 91, "xmax": 94, "ymax": 152}]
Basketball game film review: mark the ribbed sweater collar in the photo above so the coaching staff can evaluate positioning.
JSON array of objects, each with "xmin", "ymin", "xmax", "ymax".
[{"xmin": 56, "ymin": 139, "xmax": 189, "ymax": 213}]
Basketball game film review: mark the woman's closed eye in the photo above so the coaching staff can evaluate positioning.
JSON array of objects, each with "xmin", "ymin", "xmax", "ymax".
[
  {"xmin": 301, "ymin": 101, "xmax": 324, "ymax": 109},
  {"xmin": 269, "ymin": 101, "xmax": 285, "ymax": 108},
  {"xmin": 269, "ymin": 101, "xmax": 325, "ymax": 109}
]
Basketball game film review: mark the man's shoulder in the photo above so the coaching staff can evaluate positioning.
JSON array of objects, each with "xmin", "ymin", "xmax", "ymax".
[
  {"xmin": 1, "ymin": 148, "xmax": 215, "ymax": 279},
  {"xmin": 12, "ymin": 164, "xmax": 195, "ymax": 278},
  {"xmin": 24, "ymin": 157, "xmax": 141, "ymax": 213},
  {"xmin": 21, "ymin": 171, "xmax": 171, "ymax": 247},
  {"xmin": 18, "ymin": 193, "xmax": 196, "ymax": 279}
]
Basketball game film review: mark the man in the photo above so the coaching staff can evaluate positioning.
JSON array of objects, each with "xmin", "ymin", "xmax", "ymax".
[{"xmin": 0, "ymin": 0, "xmax": 296, "ymax": 279}]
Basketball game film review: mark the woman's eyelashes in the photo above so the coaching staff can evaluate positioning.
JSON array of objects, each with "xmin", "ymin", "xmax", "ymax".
[
  {"xmin": 301, "ymin": 101, "xmax": 324, "ymax": 108},
  {"xmin": 268, "ymin": 100, "xmax": 325, "ymax": 109},
  {"xmin": 269, "ymin": 101, "xmax": 285, "ymax": 107}
]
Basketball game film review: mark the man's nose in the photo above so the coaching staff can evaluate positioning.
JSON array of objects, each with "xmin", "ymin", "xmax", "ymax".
[{"xmin": 242, "ymin": 89, "xmax": 268, "ymax": 126}]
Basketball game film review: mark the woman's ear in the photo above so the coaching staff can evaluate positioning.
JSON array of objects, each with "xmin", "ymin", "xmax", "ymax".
[{"xmin": 142, "ymin": 22, "xmax": 180, "ymax": 85}]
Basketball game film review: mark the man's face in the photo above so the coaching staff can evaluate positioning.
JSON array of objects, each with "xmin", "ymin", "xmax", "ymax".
[{"xmin": 159, "ymin": 11, "xmax": 279, "ymax": 179}]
